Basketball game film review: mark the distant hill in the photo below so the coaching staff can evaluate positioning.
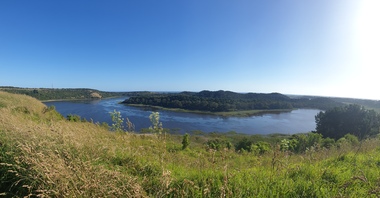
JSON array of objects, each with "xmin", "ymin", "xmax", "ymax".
[
  {"xmin": 123, "ymin": 90, "xmax": 343, "ymax": 112},
  {"xmin": 287, "ymin": 94, "xmax": 380, "ymax": 113},
  {"xmin": 183, "ymin": 90, "xmax": 291, "ymax": 101},
  {"xmin": 0, "ymin": 87, "xmax": 131, "ymax": 101},
  {"xmin": 330, "ymin": 97, "xmax": 380, "ymax": 112}
]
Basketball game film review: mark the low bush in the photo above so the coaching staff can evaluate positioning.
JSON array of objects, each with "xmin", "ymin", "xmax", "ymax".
[
  {"xmin": 66, "ymin": 114, "xmax": 81, "ymax": 122},
  {"xmin": 182, "ymin": 133, "xmax": 190, "ymax": 150},
  {"xmin": 206, "ymin": 139, "xmax": 232, "ymax": 151}
]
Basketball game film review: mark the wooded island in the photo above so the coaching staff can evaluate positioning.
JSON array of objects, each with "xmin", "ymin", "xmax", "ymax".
[{"xmin": 122, "ymin": 90, "xmax": 344, "ymax": 113}]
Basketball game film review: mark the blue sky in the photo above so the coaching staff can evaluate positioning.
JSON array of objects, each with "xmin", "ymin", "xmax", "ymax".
[{"xmin": 1, "ymin": 1, "xmax": 379, "ymax": 99}]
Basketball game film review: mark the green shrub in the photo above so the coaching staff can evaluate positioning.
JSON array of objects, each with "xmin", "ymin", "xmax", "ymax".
[
  {"xmin": 206, "ymin": 139, "xmax": 231, "ymax": 151},
  {"xmin": 280, "ymin": 139, "xmax": 290, "ymax": 151},
  {"xmin": 337, "ymin": 134, "xmax": 359, "ymax": 147},
  {"xmin": 166, "ymin": 142, "xmax": 182, "ymax": 153},
  {"xmin": 235, "ymin": 138, "xmax": 253, "ymax": 152},
  {"xmin": 251, "ymin": 141, "xmax": 271, "ymax": 155},
  {"xmin": 291, "ymin": 133, "xmax": 322, "ymax": 153},
  {"xmin": 182, "ymin": 133, "xmax": 190, "ymax": 150},
  {"xmin": 321, "ymin": 137, "xmax": 335, "ymax": 148},
  {"xmin": 235, "ymin": 138, "xmax": 271, "ymax": 154},
  {"xmin": 343, "ymin": 134, "xmax": 359, "ymax": 145},
  {"xmin": 67, "ymin": 114, "xmax": 81, "ymax": 122},
  {"xmin": 226, "ymin": 141, "xmax": 233, "ymax": 150}
]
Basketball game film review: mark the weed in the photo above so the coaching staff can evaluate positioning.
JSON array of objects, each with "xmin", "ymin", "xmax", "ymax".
[{"xmin": 110, "ymin": 110, "xmax": 124, "ymax": 132}]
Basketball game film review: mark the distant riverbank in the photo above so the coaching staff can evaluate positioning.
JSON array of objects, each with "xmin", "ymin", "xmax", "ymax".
[
  {"xmin": 124, "ymin": 103, "xmax": 293, "ymax": 117},
  {"xmin": 41, "ymin": 96, "xmax": 123, "ymax": 103}
]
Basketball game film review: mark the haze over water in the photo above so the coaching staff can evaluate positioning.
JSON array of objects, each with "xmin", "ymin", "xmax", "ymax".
[{"xmin": 44, "ymin": 97, "xmax": 320, "ymax": 135}]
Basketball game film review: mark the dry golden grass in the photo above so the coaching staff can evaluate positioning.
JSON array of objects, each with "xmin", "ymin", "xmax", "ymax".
[{"xmin": 0, "ymin": 91, "xmax": 148, "ymax": 197}]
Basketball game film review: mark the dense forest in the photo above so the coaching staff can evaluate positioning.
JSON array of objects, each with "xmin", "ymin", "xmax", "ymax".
[{"xmin": 123, "ymin": 90, "xmax": 344, "ymax": 112}]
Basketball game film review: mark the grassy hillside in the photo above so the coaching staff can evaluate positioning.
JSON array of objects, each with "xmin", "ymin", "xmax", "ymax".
[{"xmin": 1, "ymin": 91, "xmax": 380, "ymax": 197}]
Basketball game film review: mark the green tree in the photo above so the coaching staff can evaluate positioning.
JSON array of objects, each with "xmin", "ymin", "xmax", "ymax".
[{"xmin": 315, "ymin": 104, "xmax": 380, "ymax": 140}]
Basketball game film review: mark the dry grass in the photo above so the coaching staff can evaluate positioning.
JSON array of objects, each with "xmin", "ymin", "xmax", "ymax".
[{"xmin": 0, "ymin": 91, "xmax": 147, "ymax": 197}]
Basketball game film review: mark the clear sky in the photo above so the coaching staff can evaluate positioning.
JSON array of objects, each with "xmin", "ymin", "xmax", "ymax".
[{"xmin": 1, "ymin": 0, "xmax": 379, "ymax": 99}]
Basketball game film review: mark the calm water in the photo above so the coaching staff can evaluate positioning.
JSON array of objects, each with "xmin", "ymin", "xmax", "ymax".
[{"xmin": 44, "ymin": 97, "xmax": 321, "ymax": 135}]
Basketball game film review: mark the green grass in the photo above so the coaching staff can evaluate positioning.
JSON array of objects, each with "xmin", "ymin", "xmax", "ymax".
[{"xmin": 2, "ymin": 91, "xmax": 380, "ymax": 197}]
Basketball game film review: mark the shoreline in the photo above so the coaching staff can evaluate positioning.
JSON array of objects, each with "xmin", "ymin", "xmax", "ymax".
[
  {"xmin": 41, "ymin": 96, "xmax": 125, "ymax": 103},
  {"xmin": 123, "ymin": 103, "xmax": 293, "ymax": 117}
]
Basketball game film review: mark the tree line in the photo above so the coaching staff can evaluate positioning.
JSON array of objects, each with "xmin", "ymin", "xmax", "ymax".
[
  {"xmin": 0, "ymin": 87, "xmax": 144, "ymax": 101},
  {"xmin": 122, "ymin": 90, "xmax": 343, "ymax": 112}
]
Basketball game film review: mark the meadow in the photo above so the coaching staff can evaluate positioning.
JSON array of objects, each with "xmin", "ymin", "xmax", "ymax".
[{"xmin": 1, "ymin": 91, "xmax": 380, "ymax": 197}]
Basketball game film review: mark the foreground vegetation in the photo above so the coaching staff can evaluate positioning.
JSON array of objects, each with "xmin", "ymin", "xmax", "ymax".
[{"xmin": 2, "ymin": 91, "xmax": 380, "ymax": 197}]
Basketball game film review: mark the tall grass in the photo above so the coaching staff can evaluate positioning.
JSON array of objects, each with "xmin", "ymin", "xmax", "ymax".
[{"xmin": 1, "ymin": 91, "xmax": 380, "ymax": 197}]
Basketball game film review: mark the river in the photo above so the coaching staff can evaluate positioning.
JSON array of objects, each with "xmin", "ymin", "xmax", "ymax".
[{"xmin": 44, "ymin": 97, "xmax": 321, "ymax": 135}]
